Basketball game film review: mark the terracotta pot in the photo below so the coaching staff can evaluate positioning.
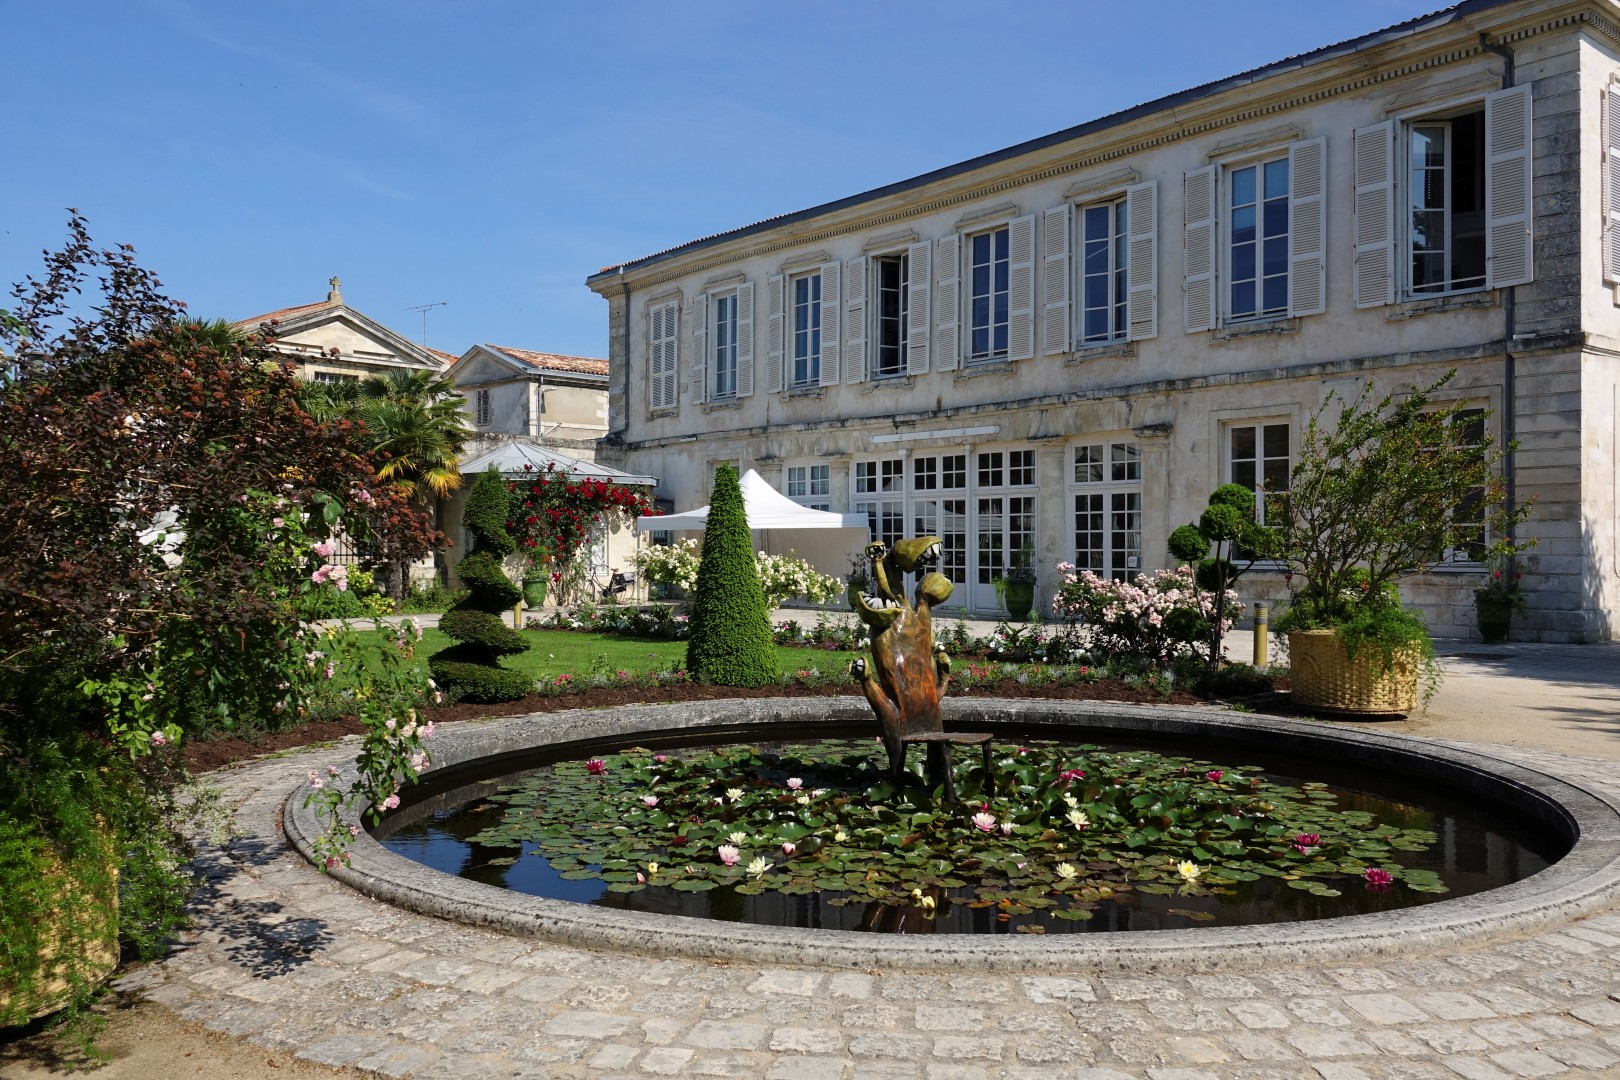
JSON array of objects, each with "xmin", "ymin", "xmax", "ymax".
[{"xmin": 1287, "ymin": 629, "xmax": 1419, "ymax": 716}]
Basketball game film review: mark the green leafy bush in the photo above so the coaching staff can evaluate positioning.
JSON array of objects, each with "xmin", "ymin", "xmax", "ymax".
[
  {"xmin": 429, "ymin": 468, "xmax": 532, "ymax": 702},
  {"xmin": 399, "ymin": 582, "xmax": 468, "ymax": 614},
  {"xmin": 684, "ymin": 466, "xmax": 780, "ymax": 686}
]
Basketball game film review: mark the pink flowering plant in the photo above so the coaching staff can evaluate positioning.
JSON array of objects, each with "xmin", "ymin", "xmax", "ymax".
[
  {"xmin": 301, "ymin": 615, "xmax": 438, "ymax": 868},
  {"xmin": 1051, "ymin": 564, "xmax": 1240, "ymax": 663}
]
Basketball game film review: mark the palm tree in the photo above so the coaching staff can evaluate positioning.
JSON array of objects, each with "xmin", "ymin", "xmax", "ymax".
[
  {"xmin": 352, "ymin": 369, "xmax": 472, "ymax": 597},
  {"xmin": 356, "ymin": 370, "xmax": 470, "ymax": 502}
]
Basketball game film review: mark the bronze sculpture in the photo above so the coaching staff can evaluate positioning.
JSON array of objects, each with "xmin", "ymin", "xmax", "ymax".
[{"xmin": 850, "ymin": 537, "xmax": 969, "ymax": 792}]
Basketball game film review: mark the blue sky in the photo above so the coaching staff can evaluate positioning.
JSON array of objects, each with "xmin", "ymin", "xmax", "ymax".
[{"xmin": 2, "ymin": 1, "xmax": 1419, "ymax": 359}]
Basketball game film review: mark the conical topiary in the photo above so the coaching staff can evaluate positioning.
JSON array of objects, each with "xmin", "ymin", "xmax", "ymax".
[
  {"xmin": 684, "ymin": 465, "xmax": 779, "ymax": 687},
  {"xmin": 429, "ymin": 467, "xmax": 532, "ymax": 702}
]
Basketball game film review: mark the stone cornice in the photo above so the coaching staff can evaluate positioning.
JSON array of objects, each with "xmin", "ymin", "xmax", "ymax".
[{"xmin": 595, "ymin": 1, "xmax": 1615, "ymax": 299}]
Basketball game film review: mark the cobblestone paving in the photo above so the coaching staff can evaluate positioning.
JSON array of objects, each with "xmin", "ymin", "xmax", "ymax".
[{"xmin": 121, "ymin": 733, "xmax": 1620, "ymax": 1080}]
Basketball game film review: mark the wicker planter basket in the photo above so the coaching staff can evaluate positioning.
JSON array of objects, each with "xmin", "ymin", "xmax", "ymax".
[
  {"xmin": 1287, "ymin": 629, "xmax": 1419, "ymax": 716},
  {"xmin": 0, "ymin": 834, "xmax": 118, "ymax": 1024}
]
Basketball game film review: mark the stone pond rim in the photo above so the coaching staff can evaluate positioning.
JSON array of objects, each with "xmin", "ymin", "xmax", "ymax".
[{"xmin": 284, "ymin": 698, "xmax": 1620, "ymax": 974}]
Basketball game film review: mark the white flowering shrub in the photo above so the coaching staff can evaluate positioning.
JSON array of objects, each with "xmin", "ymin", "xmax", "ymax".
[
  {"xmin": 635, "ymin": 539, "xmax": 842, "ymax": 609},
  {"xmin": 1051, "ymin": 563, "xmax": 1240, "ymax": 662}
]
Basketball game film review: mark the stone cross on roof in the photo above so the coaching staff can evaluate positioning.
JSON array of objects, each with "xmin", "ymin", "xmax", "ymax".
[{"xmin": 327, "ymin": 276, "xmax": 343, "ymax": 304}]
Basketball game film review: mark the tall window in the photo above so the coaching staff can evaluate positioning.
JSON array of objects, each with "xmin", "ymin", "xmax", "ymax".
[
  {"xmin": 475, "ymin": 388, "xmax": 491, "ymax": 427},
  {"xmin": 1228, "ymin": 422, "xmax": 1290, "ymax": 527},
  {"xmin": 790, "ymin": 272, "xmax": 821, "ymax": 386},
  {"xmin": 712, "ymin": 293, "xmax": 738, "ymax": 399},
  {"xmin": 911, "ymin": 453, "xmax": 967, "ymax": 585},
  {"xmin": 1407, "ymin": 109, "xmax": 1486, "ymax": 296},
  {"xmin": 873, "ymin": 253, "xmax": 909, "ymax": 378},
  {"xmin": 968, "ymin": 226, "xmax": 1010, "ymax": 362},
  {"xmin": 855, "ymin": 457, "xmax": 905, "ymax": 548},
  {"xmin": 1072, "ymin": 441, "xmax": 1142, "ymax": 581},
  {"xmin": 785, "ymin": 464, "xmax": 831, "ymax": 511},
  {"xmin": 1227, "ymin": 156, "xmax": 1290, "ymax": 321},
  {"xmin": 1081, "ymin": 198, "xmax": 1129, "ymax": 343}
]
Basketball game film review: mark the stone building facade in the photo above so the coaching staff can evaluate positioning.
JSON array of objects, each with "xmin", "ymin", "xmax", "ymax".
[{"xmin": 588, "ymin": 0, "xmax": 1620, "ymax": 642}]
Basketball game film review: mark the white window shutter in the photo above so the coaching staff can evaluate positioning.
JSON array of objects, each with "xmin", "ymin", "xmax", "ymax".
[
  {"xmin": 689, "ymin": 293, "xmax": 709, "ymax": 403},
  {"xmin": 843, "ymin": 256, "xmax": 867, "ymax": 383},
  {"xmin": 765, "ymin": 274, "xmax": 785, "ymax": 394},
  {"xmin": 1125, "ymin": 180, "xmax": 1159, "ymax": 341},
  {"xmin": 1184, "ymin": 165, "xmax": 1217, "ymax": 332},
  {"xmin": 819, "ymin": 261, "xmax": 841, "ymax": 386},
  {"xmin": 1007, "ymin": 214, "xmax": 1037, "ymax": 361},
  {"xmin": 909, "ymin": 239, "xmax": 935, "ymax": 374},
  {"xmin": 1288, "ymin": 137, "xmax": 1327, "ymax": 317},
  {"xmin": 734, "ymin": 281, "xmax": 755, "ymax": 397},
  {"xmin": 764, "ymin": 276, "xmax": 784, "ymax": 395},
  {"xmin": 1485, "ymin": 84, "xmax": 1534, "ymax": 289},
  {"xmin": 664, "ymin": 302, "xmax": 680, "ymax": 408},
  {"xmin": 1352, "ymin": 121, "xmax": 1396, "ymax": 309},
  {"xmin": 648, "ymin": 301, "xmax": 678, "ymax": 410},
  {"xmin": 1606, "ymin": 81, "xmax": 1620, "ymax": 283},
  {"xmin": 1040, "ymin": 204, "xmax": 1071, "ymax": 355},
  {"xmin": 646, "ymin": 305, "xmax": 663, "ymax": 410}
]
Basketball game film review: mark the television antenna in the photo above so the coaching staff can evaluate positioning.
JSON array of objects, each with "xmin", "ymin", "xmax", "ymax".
[{"xmin": 404, "ymin": 301, "xmax": 447, "ymax": 345}]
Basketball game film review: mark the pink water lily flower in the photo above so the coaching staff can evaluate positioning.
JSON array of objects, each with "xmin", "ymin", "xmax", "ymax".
[
  {"xmin": 1206, "ymin": 770, "xmax": 1223, "ymax": 783},
  {"xmin": 641, "ymin": 795, "xmax": 659, "ymax": 808},
  {"xmin": 786, "ymin": 777, "xmax": 803, "ymax": 790},
  {"xmin": 585, "ymin": 759, "xmax": 607, "ymax": 775},
  {"xmin": 717, "ymin": 844, "xmax": 741, "ymax": 866},
  {"xmin": 781, "ymin": 841, "xmax": 796, "ymax": 856},
  {"xmin": 1363, "ymin": 867, "xmax": 1394, "ymax": 890},
  {"xmin": 1058, "ymin": 768, "xmax": 1087, "ymax": 785},
  {"xmin": 971, "ymin": 812, "xmax": 997, "ymax": 832},
  {"xmin": 1294, "ymin": 833, "xmax": 1321, "ymax": 853},
  {"xmin": 654, "ymin": 754, "xmax": 668, "ymax": 764}
]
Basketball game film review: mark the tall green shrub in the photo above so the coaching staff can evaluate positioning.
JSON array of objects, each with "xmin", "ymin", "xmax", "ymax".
[
  {"xmin": 684, "ymin": 466, "xmax": 779, "ymax": 686},
  {"xmin": 1168, "ymin": 482, "xmax": 1274, "ymax": 669},
  {"xmin": 429, "ymin": 468, "xmax": 532, "ymax": 702}
]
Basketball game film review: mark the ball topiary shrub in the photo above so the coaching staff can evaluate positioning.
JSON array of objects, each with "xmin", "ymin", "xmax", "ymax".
[
  {"xmin": 429, "ymin": 467, "xmax": 532, "ymax": 702},
  {"xmin": 684, "ymin": 465, "xmax": 780, "ymax": 687}
]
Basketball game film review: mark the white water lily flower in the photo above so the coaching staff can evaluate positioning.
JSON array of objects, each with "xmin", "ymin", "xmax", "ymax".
[
  {"xmin": 726, "ymin": 787, "xmax": 745, "ymax": 802},
  {"xmin": 727, "ymin": 830, "xmax": 748, "ymax": 845},
  {"xmin": 746, "ymin": 856, "xmax": 771, "ymax": 878},
  {"xmin": 833, "ymin": 828, "xmax": 850, "ymax": 843},
  {"xmin": 647, "ymin": 862, "xmax": 660, "ymax": 876},
  {"xmin": 1178, "ymin": 860, "xmax": 1202, "ymax": 882},
  {"xmin": 1062, "ymin": 793, "xmax": 1080, "ymax": 809},
  {"xmin": 1056, "ymin": 862, "xmax": 1079, "ymax": 880},
  {"xmin": 1066, "ymin": 809, "xmax": 1090, "ymax": 829}
]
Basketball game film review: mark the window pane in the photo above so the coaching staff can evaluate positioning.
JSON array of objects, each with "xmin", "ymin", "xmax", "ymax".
[
  {"xmin": 1230, "ymin": 204, "xmax": 1256, "ymax": 246},
  {"xmin": 1262, "ymin": 423, "xmax": 1289, "ymax": 458},
  {"xmin": 1231, "ymin": 166, "xmax": 1255, "ymax": 207},
  {"xmin": 1262, "ymin": 275, "xmax": 1287, "ymax": 313},
  {"xmin": 1231, "ymin": 426, "xmax": 1256, "ymax": 460},
  {"xmin": 1263, "ymin": 158, "xmax": 1289, "ymax": 198}
]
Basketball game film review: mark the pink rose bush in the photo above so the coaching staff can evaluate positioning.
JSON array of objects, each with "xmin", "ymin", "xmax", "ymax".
[{"xmin": 1051, "ymin": 563, "xmax": 1240, "ymax": 662}]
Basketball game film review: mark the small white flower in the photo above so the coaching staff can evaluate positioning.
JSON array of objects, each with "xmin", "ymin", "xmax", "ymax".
[
  {"xmin": 746, "ymin": 856, "xmax": 771, "ymax": 878},
  {"xmin": 726, "ymin": 787, "xmax": 745, "ymax": 802},
  {"xmin": 1066, "ymin": 809, "xmax": 1090, "ymax": 829},
  {"xmin": 727, "ymin": 830, "xmax": 749, "ymax": 845},
  {"xmin": 1056, "ymin": 862, "xmax": 1079, "ymax": 880}
]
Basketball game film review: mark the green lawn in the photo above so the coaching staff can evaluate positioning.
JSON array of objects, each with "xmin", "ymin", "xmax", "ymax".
[{"xmin": 376, "ymin": 627, "xmax": 859, "ymax": 680}]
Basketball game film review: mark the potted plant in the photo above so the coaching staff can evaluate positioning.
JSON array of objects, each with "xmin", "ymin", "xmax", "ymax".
[
  {"xmin": 1272, "ymin": 373, "xmax": 1531, "ymax": 715},
  {"xmin": 1473, "ymin": 560, "xmax": 1527, "ymax": 643},
  {"xmin": 996, "ymin": 544, "xmax": 1038, "ymax": 622},
  {"xmin": 522, "ymin": 551, "xmax": 550, "ymax": 609}
]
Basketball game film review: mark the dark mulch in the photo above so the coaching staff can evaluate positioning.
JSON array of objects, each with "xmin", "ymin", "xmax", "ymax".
[{"xmin": 181, "ymin": 678, "xmax": 1218, "ymax": 774}]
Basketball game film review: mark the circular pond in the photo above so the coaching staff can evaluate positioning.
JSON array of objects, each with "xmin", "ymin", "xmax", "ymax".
[
  {"xmin": 287, "ymin": 699, "xmax": 1620, "ymax": 972},
  {"xmin": 374, "ymin": 734, "xmax": 1555, "ymax": 936}
]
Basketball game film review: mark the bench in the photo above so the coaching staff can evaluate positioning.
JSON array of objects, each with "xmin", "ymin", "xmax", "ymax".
[{"xmin": 898, "ymin": 731, "xmax": 995, "ymax": 803}]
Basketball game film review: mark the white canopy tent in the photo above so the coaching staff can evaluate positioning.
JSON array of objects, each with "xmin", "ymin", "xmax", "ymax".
[{"xmin": 635, "ymin": 469, "xmax": 867, "ymax": 532}]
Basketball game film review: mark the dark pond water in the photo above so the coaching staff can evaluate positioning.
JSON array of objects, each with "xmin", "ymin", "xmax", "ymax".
[{"xmin": 374, "ymin": 734, "xmax": 1562, "ymax": 936}]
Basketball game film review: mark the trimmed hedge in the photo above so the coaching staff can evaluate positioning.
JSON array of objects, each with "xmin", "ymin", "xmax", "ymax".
[
  {"xmin": 684, "ymin": 465, "xmax": 779, "ymax": 687},
  {"xmin": 429, "ymin": 467, "xmax": 532, "ymax": 702}
]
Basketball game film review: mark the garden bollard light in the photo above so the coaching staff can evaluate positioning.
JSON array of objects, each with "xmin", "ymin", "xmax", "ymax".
[
  {"xmin": 514, "ymin": 601, "xmax": 524, "ymax": 629},
  {"xmin": 1253, "ymin": 603, "xmax": 1268, "ymax": 667}
]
